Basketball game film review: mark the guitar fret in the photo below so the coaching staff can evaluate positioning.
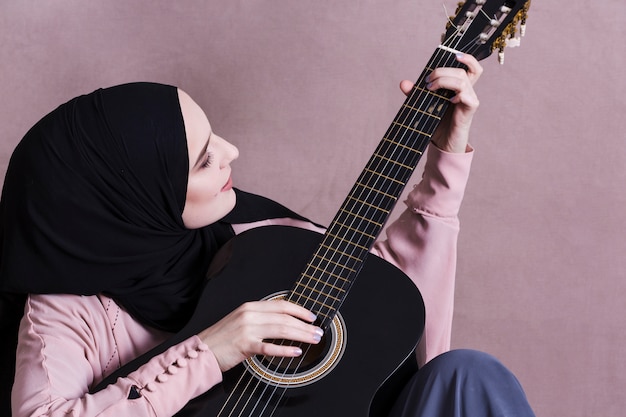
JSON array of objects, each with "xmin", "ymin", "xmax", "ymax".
[
  {"xmin": 292, "ymin": 284, "xmax": 341, "ymax": 303},
  {"xmin": 346, "ymin": 195, "xmax": 390, "ymax": 214},
  {"xmin": 382, "ymin": 137, "xmax": 425, "ymax": 154},
  {"xmin": 313, "ymin": 251, "xmax": 358, "ymax": 273},
  {"xmin": 298, "ymin": 274, "xmax": 347, "ymax": 293},
  {"xmin": 363, "ymin": 168, "xmax": 405, "ymax": 186},
  {"xmin": 413, "ymin": 84, "xmax": 450, "ymax": 101},
  {"xmin": 314, "ymin": 310, "xmax": 331, "ymax": 321},
  {"xmin": 355, "ymin": 181, "xmax": 399, "ymax": 201},
  {"xmin": 338, "ymin": 208, "xmax": 383, "ymax": 228},
  {"xmin": 305, "ymin": 262, "xmax": 354, "ymax": 282},
  {"xmin": 334, "ymin": 221, "xmax": 376, "ymax": 239},
  {"xmin": 325, "ymin": 232, "xmax": 369, "ymax": 252},
  {"xmin": 401, "ymin": 103, "xmax": 442, "ymax": 120},
  {"xmin": 320, "ymin": 243, "xmax": 363, "ymax": 262},
  {"xmin": 291, "ymin": 292, "xmax": 335, "ymax": 310},
  {"xmin": 371, "ymin": 153, "xmax": 413, "ymax": 170},
  {"xmin": 392, "ymin": 121, "xmax": 430, "ymax": 137}
]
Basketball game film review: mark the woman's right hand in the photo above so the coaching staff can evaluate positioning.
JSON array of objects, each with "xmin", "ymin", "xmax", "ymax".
[{"xmin": 197, "ymin": 299, "xmax": 323, "ymax": 372}]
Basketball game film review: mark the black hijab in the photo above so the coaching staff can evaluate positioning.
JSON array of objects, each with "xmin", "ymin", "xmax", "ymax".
[{"xmin": 0, "ymin": 82, "xmax": 307, "ymax": 412}]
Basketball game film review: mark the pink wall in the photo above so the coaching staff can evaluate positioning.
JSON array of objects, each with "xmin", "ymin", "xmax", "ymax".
[{"xmin": 1, "ymin": 1, "xmax": 624, "ymax": 415}]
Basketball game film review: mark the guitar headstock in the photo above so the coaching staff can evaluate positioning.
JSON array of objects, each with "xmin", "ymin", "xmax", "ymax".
[{"xmin": 443, "ymin": 0, "xmax": 531, "ymax": 64}]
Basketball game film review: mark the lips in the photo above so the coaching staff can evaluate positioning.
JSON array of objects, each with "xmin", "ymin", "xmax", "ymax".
[{"xmin": 221, "ymin": 176, "xmax": 233, "ymax": 191}]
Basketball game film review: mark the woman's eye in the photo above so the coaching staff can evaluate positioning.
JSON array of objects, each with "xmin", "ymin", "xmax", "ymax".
[{"xmin": 201, "ymin": 152, "xmax": 213, "ymax": 168}]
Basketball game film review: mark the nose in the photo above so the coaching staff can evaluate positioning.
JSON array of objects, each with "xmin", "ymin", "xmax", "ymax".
[{"xmin": 216, "ymin": 135, "xmax": 239, "ymax": 168}]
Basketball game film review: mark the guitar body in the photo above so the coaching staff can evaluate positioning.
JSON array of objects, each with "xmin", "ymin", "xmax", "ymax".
[{"xmin": 176, "ymin": 225, "xmax": 424, "ymax": 417}]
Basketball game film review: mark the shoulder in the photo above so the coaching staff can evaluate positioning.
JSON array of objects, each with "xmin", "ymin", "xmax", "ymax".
[
  {"xmin": 17, "ymin": 294, "xmax": 120, "ymax": 389},
  {"xmin": 19, "ymin": 294, "xmax": 168, "ymax": 385},
  {"xmin": 24, "ymin": 293, "xmax": 107, "ymax": 328},
  {"xmin": 21, "ymin": 294, "xmax": 114, "ymax": 360}
]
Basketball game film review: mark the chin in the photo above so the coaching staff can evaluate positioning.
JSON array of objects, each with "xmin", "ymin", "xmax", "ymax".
[
  {"xmin": 222, "ymin": 189, "xmax": 237, "ymax": 215},
  {"xmin": 182, "ymin": 190, "xmax": 238, "ymax": 229},
  {"xmin": 213, "ymin": 188, "xmax": 237, "ymax": 221}
]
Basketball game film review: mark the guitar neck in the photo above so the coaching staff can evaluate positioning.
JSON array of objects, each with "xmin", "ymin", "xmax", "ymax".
[{"xmin": 287, "ymin": 48, "xmax": 464, "ymax": 327}]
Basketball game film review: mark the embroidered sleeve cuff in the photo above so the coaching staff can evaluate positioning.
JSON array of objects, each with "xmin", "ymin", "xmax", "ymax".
[{"xmin": 128, "ymin": 336, "xmax": 222, "ymax": 417}]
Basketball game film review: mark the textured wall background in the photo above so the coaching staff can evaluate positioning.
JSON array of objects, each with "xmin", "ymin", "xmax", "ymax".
[{"xmin": 1, "ymin": 1, "xmax": 625, "ymax": 415}]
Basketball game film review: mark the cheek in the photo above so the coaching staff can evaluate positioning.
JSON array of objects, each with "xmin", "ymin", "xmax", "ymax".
[
  {"xmin": 182, "ymin": 174, "xmax": 236, "ymax": 228},
  {"xmin": 187, "ymin": 180, "xmax": 218, "ymax": 203},
  {"xmin": 187, "ymin": 169, "xmax": 222, "ymax": 202}
]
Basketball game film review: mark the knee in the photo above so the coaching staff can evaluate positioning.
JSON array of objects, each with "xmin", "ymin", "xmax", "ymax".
[
  {"xmin": 423, "ymin": 349, "xmax": 514, "ymax": 383},
  {"xmin": 432, "ymin": 349, "xmax": 503, "ymax": 368},
  {"xmin": 393, "ymin": 350, "xmax": 535, "ymax": 417}
]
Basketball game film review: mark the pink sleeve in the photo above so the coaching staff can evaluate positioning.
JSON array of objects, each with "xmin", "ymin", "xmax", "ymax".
[
  {"xmin": 13, "ymin": 295, "xmax": 223, "ymax": 417},
  {"xmin": 371, "ymin": 144, "xmax": 473, "ymax": 367}
]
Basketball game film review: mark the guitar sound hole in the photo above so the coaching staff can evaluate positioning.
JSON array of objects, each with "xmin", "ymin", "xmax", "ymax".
[{"xmin": 243, "ymin": 291, "xmax": 347, "ymax": 388}]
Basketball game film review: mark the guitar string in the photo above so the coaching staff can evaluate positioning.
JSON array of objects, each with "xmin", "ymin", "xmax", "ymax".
[
  {"xmin": 262, "ymin": 39, "xmax": 483, "ymax": 416},
  {"xmin": 316, "ymin": 21, "xmax": 488, "ymax": 311},
  {"xmin": 297, "ymin": 44, "xmax": 453, "ymax": 299},
  {"xmin": 216, "ymin": 366, "xmax": 261, "ymax": 417},
  {"xmin": 254, "ymin": 58, "xmax": 464, "ymax": 414},
  {"xmin": 293, "ymin": 31, "xmax": 473, "ymax": 328},
  {"xmin": 263, "ymin": 43, "xmax": 482, "ymax": 417},
  {"xmin": 251, "ymin": 27, "xmax": 486, "ymax": 417},
  {"xmin": 334, "ymin": 37, "xmax": 486, "ymax": 278},
  {"xmin": 216, "ymin": 21, "xmax": 486, "ymax": 417}
]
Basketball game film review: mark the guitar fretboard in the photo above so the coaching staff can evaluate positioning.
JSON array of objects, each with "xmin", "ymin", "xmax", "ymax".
[{"xmin": 287, "ymin": 50, "xmax": 465, "ymax": 328}]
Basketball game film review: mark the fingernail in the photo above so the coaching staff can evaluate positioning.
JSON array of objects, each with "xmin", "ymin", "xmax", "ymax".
[
  {"xmin": 456, "ymin": 52, "xmax": 464, "ymax": 59},
  {"xmin": 426, "ymin": 82, "xmax": 433, "ymax": 90},
  {"xmin": 294, "ymin": 347, "xmax": 303, "ymax": 356},
  {"xmin": 313, "ymin": 327, "xmax": 324, "ymax": 342}
]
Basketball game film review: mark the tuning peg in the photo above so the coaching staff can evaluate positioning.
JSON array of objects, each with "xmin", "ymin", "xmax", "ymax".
[
  {"xmin": 506, "ymin": 37, "xmax": 521, "ymax": 48},
  {"xmin": 492, "ymin": 1, "xmax": 531, "ymax": 65},
  {"xmin": 519, "ymin": 2, "xmax": 530, "ymax": 37}
]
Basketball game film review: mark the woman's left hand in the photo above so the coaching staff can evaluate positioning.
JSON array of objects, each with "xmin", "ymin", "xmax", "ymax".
[{"xmin": 399, "ymin": 53, "xmax": 483, "ymax": 153}]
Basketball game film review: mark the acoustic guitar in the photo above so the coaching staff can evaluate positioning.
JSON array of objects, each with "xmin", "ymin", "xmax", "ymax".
[{"xmin": 97, "ymin": 1, "xmax": 531, "ymax": 415}]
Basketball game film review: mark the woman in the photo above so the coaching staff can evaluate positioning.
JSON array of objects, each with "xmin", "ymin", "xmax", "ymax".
[{"xmin": 1, "ymin": 54, "xmax": 535, "ymax": 416}]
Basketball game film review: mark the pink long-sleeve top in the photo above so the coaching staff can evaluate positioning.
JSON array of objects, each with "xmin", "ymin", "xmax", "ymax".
[{"xmin": 12, "ymin": 145, "xmax": 473, "ymax": 417}]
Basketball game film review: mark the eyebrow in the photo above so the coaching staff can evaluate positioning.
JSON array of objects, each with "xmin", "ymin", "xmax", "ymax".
[{"xmin": 192, "ymin": 131, "xmax": 212, "ymax": 168}]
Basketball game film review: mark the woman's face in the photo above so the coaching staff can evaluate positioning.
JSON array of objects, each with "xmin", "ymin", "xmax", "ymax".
[{"xmin": 179, "ymin": 89, "xmax": 239, "ymax": 229}]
